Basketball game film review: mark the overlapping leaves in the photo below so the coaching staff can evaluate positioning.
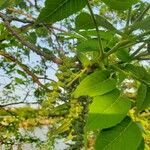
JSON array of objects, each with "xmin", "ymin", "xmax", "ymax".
[{"xmin": 73, "ymin": 70, "xmax": 131, "ymax": 131}]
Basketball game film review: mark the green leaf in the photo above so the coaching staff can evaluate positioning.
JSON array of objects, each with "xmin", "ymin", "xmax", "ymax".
[
  {"xmin": 136, "ymin": 83, "xmax": 147, "ymax": 112},
  {"xmin": 137, "ymin": 86, "xmax": 150, "ymax": 112},
  {"xmin": 75, "ymin": 12, "xmax": 95, "ymax": 30},
  {"xmin": 75, "ymin": 12, "xmax": 117, "ymax": 31},
  {"xmin": 73, "ymin": 70, "xmax": 117, "ymax": 98},
  {"xmin": 77, "ymin": 39, "xmax": 99, "ymax": 53},
  {"xmin": 117, "ymin": 72, "xmax": 127, "ymax": 84},
  {"xmin": 125, "ymin": 64, "xmax": 150, "ymax": 83},
  {"xmin": 101, "ymin": 0, "xmax": 139, "ymax": 11},
  {"xmin": 17, "ymin": 70, "xmax": 27, "ymax": 78},
  {"xmin": 86, "ymin": 89, "xmax": 131, "ymax": 130},
  {"xmin": 37, "ymin": 0, "xmax": 86, "ymax": 23},
  {"xmin": 130, "ymin": 16, "xmax": 150, "ymax": 31},
  {"xmin": 78, "ymin": 30, "xmax": 114, "ymax": 40},
  {"xmin": 95, "ymin": 14, "xmax": 117, "ymax": 31},
  {"xmin": 28, "ymin": 32, "xmax": 37, "ymax": 44},
  {"xmin": 137, "ymin": 138, "xmax": 145, "ymax": 150},
  {"xmin": 116, "ymin": 49, "xmax": 131, "ymax": 62},
  {"xmin": 95, "ymin": 117, "xmax": 142, "ymax": 150},
  {"xmin": 15, "ymin": 77, "xmax": 25, "ymax": 84},
  {"xmin": 0, "ymin": 0, "xmax": 21, "ymax": 10},
  {"xmin": 77, "ymin": 52, "xmax": 91, "ymax": 67}
]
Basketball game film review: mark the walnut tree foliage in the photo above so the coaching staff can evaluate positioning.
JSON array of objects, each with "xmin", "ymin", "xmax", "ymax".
[{"xmin": 0, "ymin": 0, "xmax": 150, "ymax": 149}]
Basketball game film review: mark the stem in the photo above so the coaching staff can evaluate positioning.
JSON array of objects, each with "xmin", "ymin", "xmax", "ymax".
[
  {"xmin": 105, "ymin": 29, "xmax": 150, "ymax": 57},
  {"xmin": 130, "ymin": 43, "xmax": 146, "ymax": 57},
  {"xmin": 134, "ymin": 4, "xmax": 150, "ymax": 23},
  {"xmin": 106, "ymin": 39, "xmax": 131, "ymax": 56},
  {"xmin": 133, "ymin": 51, "xmax": 148, "ymax": 59},
  {"xmin": 0, "ymin": 12, "xmax": 62, "ymax": 64},
  {"xmin": 137, "ymin": 30, "xmax": 150, "ymax": 39},
  {"xmin": 67, "ymin": 68, "xmax": 87, "ymax": 87},
  {"xmin": 126, "ymin": 8, "xmax": 131, "ymax": 28},
  {"xmin": 0, "ymin": 50, "xmax": 51, "ymax": 91},
  {"xmin": 111, "ymin": 65, "xmax": 150, "ymax": 86},
  {"xmin": 86, "ymin": 0, "xmax": 104, "ymax": 58}
]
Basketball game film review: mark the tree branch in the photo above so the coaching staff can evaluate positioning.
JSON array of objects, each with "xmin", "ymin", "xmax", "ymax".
[
  {"xmin": 0, "ymin": 101, "xmax": 39, "ymax": 108},
  {"xmin": 0, "ymin": 50, "xmax": 51, "ymax": 91},
  {"xmin": 0, "ymin": 12, "xmax": 62, "ymax": 64}
]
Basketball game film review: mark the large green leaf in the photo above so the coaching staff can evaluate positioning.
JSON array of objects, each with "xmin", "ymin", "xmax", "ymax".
[
  {"xmin": 37, "ymin": 0, "xmax": 86, "ymax": 23},
  {"xmin": 101, "ymin": 0, "xmax": 139, "ymax": 11},
  {"xmin": 86, "ymin": 89, "xmax": 131, "ymax": 130},
  {"xmin": 73, "ymin": 70, "xmax": 117, "ymax": 98},
  {"xmin": 95, "ymin": 117, "xmax": 142, "ymax": 150},
  {"xmin": 130, "ymin": 16, "xmax": 150, "ymax": 31},
  {"xmin": 77, "ymin": 39, "xmax": 99, "ymax": 53},
  {"xmin": 75, "ymin": 12, "xmax": 117, "ymax": 31}
]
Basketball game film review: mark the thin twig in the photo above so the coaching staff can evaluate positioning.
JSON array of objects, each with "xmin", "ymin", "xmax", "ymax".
[
  {"xmin": 126, "ymin": 8, "xmax": 131, "ymax": 28},
  {"xmin": 0, "ymin": 12, "xmax": 62, "ymax": 64},
  {"xmin": 0, "ymin": 50, "xmax": 51, "ymax": 91},
  {"xmin": 86, "ymin": 0, "xmax": 104, "ymax": 58},
  {"xmin": 134, "ymin": 4, "xmax": 150, "ymax": 23},
  {"xmin": 0, "ymin": 101, "xmax": 39, "ymax": 108},
  {"xmin": 130, "ymin": 43, "xmax": 146, "ymax": 57}
]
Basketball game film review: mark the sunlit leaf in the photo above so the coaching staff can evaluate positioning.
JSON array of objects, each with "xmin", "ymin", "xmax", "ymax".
[
  {"xmin": 86, "ymin": 89, "xmax": 131, "ymax": 130},
  {"xmin": 73, "ymin": 70, "xmax": 117, "ymax": 98}
]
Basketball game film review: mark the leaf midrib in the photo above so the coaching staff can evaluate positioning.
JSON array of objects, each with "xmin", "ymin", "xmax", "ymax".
[{"xmin": 88, "ymin": 95, "xmax": 121, "ymax": 128}]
